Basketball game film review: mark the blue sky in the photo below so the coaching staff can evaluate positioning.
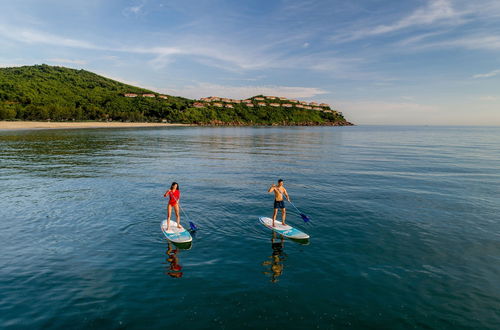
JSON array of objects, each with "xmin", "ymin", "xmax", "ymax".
[{"xmin": 1, "ymin": 0, "xmax": 499, "ymax": 124}]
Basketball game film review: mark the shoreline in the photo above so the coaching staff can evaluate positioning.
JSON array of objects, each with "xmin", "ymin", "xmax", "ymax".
[
  {"xmin": 0, "ymin": 120, "xmax": 354, "ymax": 131},
  {"xmin": 0, "ymin": 121, "xmax": 191, "ymax": 131}
]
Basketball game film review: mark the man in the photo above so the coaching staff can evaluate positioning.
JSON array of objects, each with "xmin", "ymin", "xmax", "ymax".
[{"xmin": 268, "ymin": 179, "xmax": 290, "ymax": 227}]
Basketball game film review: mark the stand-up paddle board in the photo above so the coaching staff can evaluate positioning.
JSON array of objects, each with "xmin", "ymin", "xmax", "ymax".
[
  {"xmin": 161, "ymin": 220, "xmax": 192, "ymax": 243},
  {"xmin": 259, "ymin": 217, "xmax": 309, "ymax": 239}
]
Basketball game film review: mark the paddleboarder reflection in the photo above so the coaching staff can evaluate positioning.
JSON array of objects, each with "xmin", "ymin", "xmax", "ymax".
[
  {"xmin": 262, "ymin": 232, "xmax": 286, "ymax": 283},
  {"xmin": 164, "ymin": 242, "xmax": 183, "ymax": 278}
]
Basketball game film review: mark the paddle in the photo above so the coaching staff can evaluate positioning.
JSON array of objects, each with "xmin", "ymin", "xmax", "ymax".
[
  {"xmin": 286, "ymin": 200, "xmax": 311, "ymax": 223},
  {"xmin": 165, "ymin": 191, "xmax": 198, "ymax": 231}
]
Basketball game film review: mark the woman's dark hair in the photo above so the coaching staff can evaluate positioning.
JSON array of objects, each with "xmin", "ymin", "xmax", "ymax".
[
  {"xmin": 278, "ymin": 179, "xmax": 284, "ymax": 183},
  {"xmin": 170, "ymin": 182, "xmax": 179, "ymax": 190}
]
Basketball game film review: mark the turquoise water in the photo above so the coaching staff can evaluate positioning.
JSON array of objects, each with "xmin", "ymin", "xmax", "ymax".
[{"xmin": 0, "ymin": 126, "xmax": 499, "ymax": 329}]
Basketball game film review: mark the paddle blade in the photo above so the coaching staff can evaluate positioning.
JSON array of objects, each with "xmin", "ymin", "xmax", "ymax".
[
  {"xmin": 300, "ymin": 213, "xmax": 311, "ymax": 222},
  {"xmin": 189, "ymin": 221, "xmax": 198, "ymax": 231}
]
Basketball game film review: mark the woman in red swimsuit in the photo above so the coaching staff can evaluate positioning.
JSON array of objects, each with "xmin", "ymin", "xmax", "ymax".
[{"xmin": 163, "ymin": 182, "xmax": 181, "ymax": 230}]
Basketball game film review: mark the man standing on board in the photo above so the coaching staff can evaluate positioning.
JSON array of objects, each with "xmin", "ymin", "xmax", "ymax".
[{"xmin": 268, "ymin": 179, "xmax": 290, "ymax": 227}]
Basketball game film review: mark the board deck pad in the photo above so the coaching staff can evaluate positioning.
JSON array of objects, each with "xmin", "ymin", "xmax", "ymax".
[
  {"xmin": 259, "ymin": 217, "xmax": 310, "ymax": 239},
  {"xmin": 161, "ymin": 220, "xmax": 193, "ymax": 243}
]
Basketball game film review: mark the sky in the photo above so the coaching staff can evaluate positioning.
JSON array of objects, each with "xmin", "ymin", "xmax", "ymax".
[{"xmin": 0, "ymin": 0, "xmax": 499, "ymax": 125}]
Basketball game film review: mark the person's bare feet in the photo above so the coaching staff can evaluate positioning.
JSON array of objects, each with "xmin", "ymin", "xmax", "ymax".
[
  {"xmin": 282, "ymin": 222, "xmax": 286, "ymax": 225},
  {"xmin": 177, "ymin": 225, "xmax": 182, "ymax": 229}
]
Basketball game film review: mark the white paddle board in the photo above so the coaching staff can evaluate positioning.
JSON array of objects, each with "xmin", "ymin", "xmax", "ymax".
[
  {"xmin": 161, "ymin": 220, "xmax": 192, "ymax": 243},
  {"xmin": 259, "ymin": 217, "xmax": 310, "ymax": 239}
]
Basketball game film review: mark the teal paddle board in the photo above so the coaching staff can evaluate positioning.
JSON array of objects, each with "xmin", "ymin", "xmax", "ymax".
[
  {"xmin": 259, "ymin": 217, "xmax": 310, "ymax": 239},
  {"xmin": 161, "ymin": 220, "xmax": 192, "ymax": 243}
]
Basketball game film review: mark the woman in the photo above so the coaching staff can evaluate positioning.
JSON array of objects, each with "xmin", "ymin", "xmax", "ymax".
[{"xmin": 163, "ymin": 182, "xmax": 181, "ymax": 230}]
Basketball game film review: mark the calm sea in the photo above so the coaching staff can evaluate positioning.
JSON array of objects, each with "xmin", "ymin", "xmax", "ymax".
[{"xmin": 0, "ymin": 126, "xmax": 499, "ymax": 329}]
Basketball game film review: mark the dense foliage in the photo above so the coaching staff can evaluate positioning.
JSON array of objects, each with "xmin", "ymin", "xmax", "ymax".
[{"xmin": 0, "ymin": 65, "xmax": 349, "ymax": 125}]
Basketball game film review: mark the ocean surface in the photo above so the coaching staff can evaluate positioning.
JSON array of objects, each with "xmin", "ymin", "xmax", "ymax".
[{"xmin": 0, "ymin": 126, "xmax": 499, "ymax": 329}]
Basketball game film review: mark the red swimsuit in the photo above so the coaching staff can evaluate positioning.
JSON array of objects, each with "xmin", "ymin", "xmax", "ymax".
[{"xmin": 168, "ymin": 190, "xmax": 180, "ymax": 206}]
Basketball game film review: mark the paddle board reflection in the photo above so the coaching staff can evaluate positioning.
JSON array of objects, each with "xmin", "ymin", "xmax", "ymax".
[
  {"xmin": 262, "ymin": 232, "xmax": 287, "ymax": 283},
  {"xmin": 164, "ymin": 242, "xmax": 183, "ymax": 278}
]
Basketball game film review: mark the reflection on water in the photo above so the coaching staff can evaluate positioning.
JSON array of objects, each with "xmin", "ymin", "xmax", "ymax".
[
  {"xmin": 164, "ymin": 242, "xmax": 183, "ymax": 278},
  {"xmin": 262, "ymin": 232, "xmax": 287, "ymax": 283}
]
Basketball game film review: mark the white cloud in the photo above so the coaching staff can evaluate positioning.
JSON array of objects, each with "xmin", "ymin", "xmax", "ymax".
[
  {"xmin": 0, "ymin": 24, "xmax": 101, "ymax": 50},
  {"xmin": 479, "ymin": 95, "xmax": 498, "ymax": 101},
  {"xmin": 0, "ymin": 23, "xmax": 357, "ymax": 74},
  {"xmin": 93, "ymin": 71, "xmax": 142, "ymax": 87},
  {"xmin": 331, "ymin": 0, "xmax": 460, "ymax": 43},
  {"xmin": 406, "ymin": 34, "xmax": 500, "ymax": 52},
  {"xmin": 473, "ymin": 69, "xmax": 500, "ymax": 79},
  {"xmin": 162, "ymin": 83, "xmax": 328, "ymax": 100},
  {"xmin": 336, "ymin": 100, "xmax": 442, "ymax": 125},
  {"xmin": 47, "ymin": 58, "xmax": 87, "ymax": 65},
  {"xmin": 123, "ymin": 0, "xmax": 146, "ymax": 16},
  {"xmin": 441, "ymin": 35, "xmax": 500, "ymax": 51},
  {"xmin": 371, "ymin": 0, "xmax": 458, "ymax": 34}
]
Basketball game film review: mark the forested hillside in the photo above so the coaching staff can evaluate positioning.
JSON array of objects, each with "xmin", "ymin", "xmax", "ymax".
[{"xmin": 0, "ymin": 65, "xmax": 352, "ymax": 125}]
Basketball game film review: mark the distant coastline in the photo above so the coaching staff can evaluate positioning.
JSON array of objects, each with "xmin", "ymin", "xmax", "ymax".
[
  {"xmin": 0, "ymin": 120, "xmax": 353, "ymax": 131},
  {"xmin": 0, "ymin": 65, "xmax": 352, "ymax": 126},
  {"xmin": 0, "ymin": 121, "xmax": 190, "ymax": 130}
]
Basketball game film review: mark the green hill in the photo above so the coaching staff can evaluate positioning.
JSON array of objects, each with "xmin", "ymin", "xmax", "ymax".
[{"xmin": 0, "ymin": 64, "xmax": 352, "ymax": 125}]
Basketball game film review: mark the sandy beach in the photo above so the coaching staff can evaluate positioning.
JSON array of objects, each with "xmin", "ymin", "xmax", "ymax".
[{"xmin": 0, "ymin": 121, "xmax": 190, "ymax": 130}]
